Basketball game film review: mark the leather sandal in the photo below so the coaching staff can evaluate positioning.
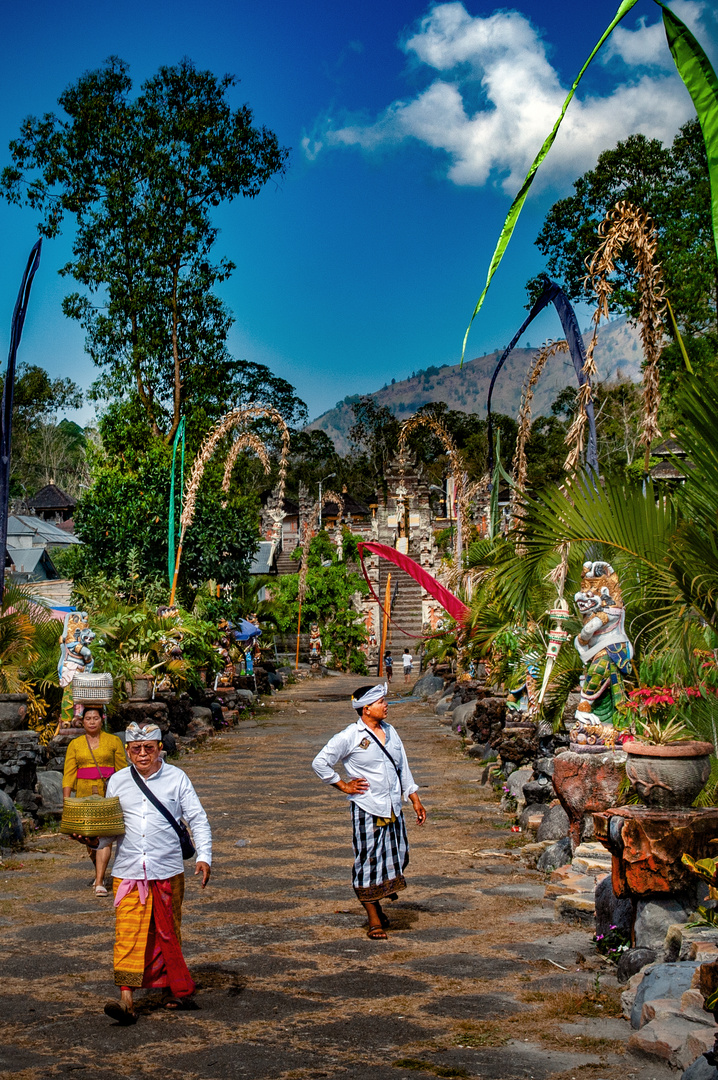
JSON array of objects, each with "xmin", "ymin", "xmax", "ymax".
[
  {"xmin": 367, "ymin": 926, "xmax": 388, "ymax": 940},
  {"xmin": 103, "ymin": 1000, "xmax": 138, "ymax": 1025}
]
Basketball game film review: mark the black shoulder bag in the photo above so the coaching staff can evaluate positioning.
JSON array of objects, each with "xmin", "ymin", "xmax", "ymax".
[
  {"xmin": 364, "ymin": 727, "xmax": 402, "ymax": 783},
  {"xmin": 130, "ymin": 766, "xmax": 196, "ymax": 860}
]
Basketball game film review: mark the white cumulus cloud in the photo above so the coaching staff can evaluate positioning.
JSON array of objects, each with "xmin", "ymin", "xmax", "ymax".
[{"xmin": 304, "ymin": 0, "xmax": 716, "ymax": 191}]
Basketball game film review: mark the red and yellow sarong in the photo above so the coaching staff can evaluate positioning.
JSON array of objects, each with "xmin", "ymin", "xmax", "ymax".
[{"xmin": 112, "ymin": 874, "xmax": 195, "ymax": 996}]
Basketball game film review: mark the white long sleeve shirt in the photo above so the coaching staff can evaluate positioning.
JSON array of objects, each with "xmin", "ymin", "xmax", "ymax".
[
  {"xmin": 312, "ymin": 718, "xmax": 418, "ymax": 818},
  {"xmin": 101, "ymin": 760, "xmax": 212, "ymax": 880}
]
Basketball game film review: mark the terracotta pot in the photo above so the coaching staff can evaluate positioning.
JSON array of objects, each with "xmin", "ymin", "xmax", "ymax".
[
  {"xmin": 0, "ymin": 693, "xmax": 28, "ymax": 731},
  {"xmin": 625, "ymin": 740, "xmax": 713, "ymax": 808}
]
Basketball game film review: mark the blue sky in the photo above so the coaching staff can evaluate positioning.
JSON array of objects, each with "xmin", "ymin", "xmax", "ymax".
[{"xmin": 0, "ymin": 0, "xmax": 715, "ymax": 427}]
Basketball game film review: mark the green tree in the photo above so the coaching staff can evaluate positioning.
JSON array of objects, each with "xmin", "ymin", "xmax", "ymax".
[
  {"xmin": 1, "ymin": 57, "xmax": 289, "ymax": 443},
  {"xmin": 0, "ymin": 363, "xmax": 85, "ymax": 496},
  {"xmin": 72, "ymin": 443, "xmax": 258, "ymax": 598},
  {"xmin": 529, "ymin": 120, "xmax": 716, "ymax": 336},
  {"xmin": 527, "ymin": 119, "xmax": 718, "ymax": 398},
  {"xmin": 270, "ymin": 532, "xmax": 368, "ymax": 673}
]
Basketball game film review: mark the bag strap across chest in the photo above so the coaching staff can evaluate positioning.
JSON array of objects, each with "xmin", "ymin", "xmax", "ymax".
[
  {"xmin": 85, "ymin": 735, "xmax": 106, "ymax": 796},
  {"xmin": 130, "ymin": 765, "xmax": 183, "ymax": 836},
  {"xmin": 363, "ymin": 726, "xmax": 402, "ymax": 782}
]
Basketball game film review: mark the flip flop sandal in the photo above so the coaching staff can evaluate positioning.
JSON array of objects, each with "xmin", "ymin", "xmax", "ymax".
[
  {"xmin": 94, "ymin": 885, "xmax": 109, "ymax": 896},
  {"xmin": 367, "ymin": 927, "xmax": 388, "ymax": 940},
  {"xmin": 103, "ymin": 1001, "xmax": 138, "ymax": 1026}
]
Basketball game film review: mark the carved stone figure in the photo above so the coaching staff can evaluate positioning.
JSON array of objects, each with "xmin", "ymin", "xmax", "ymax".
[
  {"xmin": 571, "ymin": 560, "xmax": 633, "ymax": 750},
  {"xmin": 309, "ymin": 623, "xmax": 323, "ymax": 671},
  {"xmin": 506, "ymin": 653, "xmax": 540, "ymax": 720},
  {"xmin": 58, "ymin": 611, "xmax": 95, "ymax": 727}
]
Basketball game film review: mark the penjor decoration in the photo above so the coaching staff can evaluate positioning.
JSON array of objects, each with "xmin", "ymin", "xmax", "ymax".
[{"xmin": 570, "ymin": 560, "xmax": 633, "ymax": 752}]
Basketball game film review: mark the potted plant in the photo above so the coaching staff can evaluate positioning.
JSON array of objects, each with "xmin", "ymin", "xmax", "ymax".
[{"xmin": 621, "ymin": 685, "xmax": 714, "ymax": 808}]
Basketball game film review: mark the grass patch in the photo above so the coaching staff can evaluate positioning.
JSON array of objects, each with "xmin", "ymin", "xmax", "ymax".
[
  {"xmin": 454, "ymin": 1022, "xmax": 510, "ymax": 1048},
  {"xmin": 392, "ymin": 1060, "xmax": 470, "ymax": 1078},
  {"xmin": 535, "ymin": 985, "xmax": 623, "ymax": 1019},
  {"xmin": 504, "ymin": 835, "xmax": 530, "ymax": 849}
]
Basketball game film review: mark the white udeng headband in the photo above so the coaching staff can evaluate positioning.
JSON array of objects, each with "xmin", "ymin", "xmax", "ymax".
[
  {"xmin": 351, "ymin": 683, "xmax": 388, "ymax": 710},
  {"xmin": 125, "ymin": 722, "xmax": 162, "ymax": 743}
]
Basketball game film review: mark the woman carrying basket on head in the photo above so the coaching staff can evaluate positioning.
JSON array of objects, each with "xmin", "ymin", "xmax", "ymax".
[{"xmin": 62, "ymin": 707, "xmax": 127, "ymax": 896}]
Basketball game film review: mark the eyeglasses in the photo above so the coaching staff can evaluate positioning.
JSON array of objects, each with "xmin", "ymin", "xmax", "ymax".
[{"xmin": 127, "ymin": 743, "xmax": 160, "ymax": 754}]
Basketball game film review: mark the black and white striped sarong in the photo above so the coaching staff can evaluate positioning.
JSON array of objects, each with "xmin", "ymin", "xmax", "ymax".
[{"xmin": 350, "ymin": 802, "xmax": 409, "ymax": 902}]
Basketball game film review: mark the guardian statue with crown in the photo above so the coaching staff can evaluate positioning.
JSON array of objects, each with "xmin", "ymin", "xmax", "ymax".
[{"xmin": 571, "ymin": 560, "xmax": 633, "ymax": 752}]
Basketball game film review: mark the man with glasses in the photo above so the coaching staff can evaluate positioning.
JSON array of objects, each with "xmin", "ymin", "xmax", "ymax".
[{"xmin": 81, "ymin": 722, "xmax": 212, "ymax": 1024}]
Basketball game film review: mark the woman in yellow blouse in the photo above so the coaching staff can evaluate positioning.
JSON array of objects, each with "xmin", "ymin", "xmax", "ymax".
[{"xmin": 62, "ymin": 707, "xmax": 127, "ymax": 896}]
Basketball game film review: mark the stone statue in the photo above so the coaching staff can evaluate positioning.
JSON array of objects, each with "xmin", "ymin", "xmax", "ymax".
[
  {"xmin": 571, "ymin": 560, "xmax": 633, "ymax": 750},
  {"xmin": 309, "ymin": 623, "xmax": 323, "ymax": 671},
  {"xmin": 214, "ymin": 620, "xmax": 235, "ymax": 688},
  {"xmin": 58, "ymin": 611, "xmax": 95, "ymax": 728},
  {"xmin": 506, "ymin": 654, "xmax": 540, "ymax": 720}
]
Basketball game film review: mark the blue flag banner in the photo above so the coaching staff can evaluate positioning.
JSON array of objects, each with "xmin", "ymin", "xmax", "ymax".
[
  {"xmin": 487, "ymin": 277, "xmax": 598, "ymax": 475},
  {"xmin": 0, "ymin": 240, "xmax": 42, "ymax": 601}
]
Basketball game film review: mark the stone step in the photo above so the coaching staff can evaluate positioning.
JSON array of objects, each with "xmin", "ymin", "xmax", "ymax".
[
  {"xmin": 574, "ymin": 842, "xmax": 611, "ymax": 862},
  {"xmin": 555, "ymin": 895, "xmax": 595, "ymax": 919},
  {"xmin": 572, "ymin": 857, "xmax": 613, "ymax": 877},
  {"xmin": 545, "ymin": 864, "xmax": 597, "ymax": 900}
]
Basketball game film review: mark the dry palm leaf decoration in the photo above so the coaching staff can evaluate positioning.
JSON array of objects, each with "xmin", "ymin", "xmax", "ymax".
[
  {"xmin": 513, "ymin": 339, "xmax": 569, "ymax": 514},
  {"xmin": 580, "ymin": 200, "xmax": 666, "ymax": 473},
  {"xmin": 169, "ymin": 404, "xmax": 290, "ymax": 604},
  {"xmin": 398, "ymin": 413, "xmax": 468, "ymax": 563},
  {"xmin": 221, "ymin": 432, "xmax": 271, "ymax": 508}
]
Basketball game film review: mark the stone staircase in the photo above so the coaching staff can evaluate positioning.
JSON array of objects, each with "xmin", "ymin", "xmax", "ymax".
[
  {"xmin": 379, "ymin": 560, "xmax": 424, "ymax": 655},
  {"xmin": 276, "ymin": 548, "xmax": 299, "ymax": 574}
]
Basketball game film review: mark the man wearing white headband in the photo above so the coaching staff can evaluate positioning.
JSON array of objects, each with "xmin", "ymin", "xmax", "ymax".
[
  {"xmin": 81, "ymin": 722, "xmax": 212, "ymax": 1024},
  {"xmin": 312, "ymin": 683, "xmax": 426, "ymax": 940}
]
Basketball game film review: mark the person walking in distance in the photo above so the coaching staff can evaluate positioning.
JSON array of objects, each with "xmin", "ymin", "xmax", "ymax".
[
  {"xmin": 402, "ymin": 650, "xmax": 413, "ymax": 685},
  {"xmin": 383, "ymin": 650, "xmax": 393, "ymax": 682},
  {"xmin": 312, "ymin": 684, "xmax": 426, "ymax": 939}
]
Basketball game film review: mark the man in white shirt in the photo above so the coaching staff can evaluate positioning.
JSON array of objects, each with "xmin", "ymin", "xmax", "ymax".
[
  {"xmin": 312, "ymin": 683, "xmax": 426, "ymax": 940},
  {"xmin": 78, "ymin": 723, "xmax": 212, "ymax": 1025}
]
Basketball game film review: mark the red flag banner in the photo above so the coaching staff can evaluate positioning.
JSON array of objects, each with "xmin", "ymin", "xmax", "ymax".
[{"xmin": 357, "ymin": 542, "xmax": 469, "ymax": 625}]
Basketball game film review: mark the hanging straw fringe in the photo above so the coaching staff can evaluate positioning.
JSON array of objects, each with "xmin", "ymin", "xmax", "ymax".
[
  {"xmin": 399, "ymin": 414, "xmax": 469, "ymax": 562},
  {"xmin": 181, "ymin": 405, "xmax": 290, "ymax": 540},
  {"xmin": 513, "ymin": 339, "xmax": 569, "ymax": 513},
  {"xmin": 583, "ymin": 201, "xmax": 666, "ymax": 472}
]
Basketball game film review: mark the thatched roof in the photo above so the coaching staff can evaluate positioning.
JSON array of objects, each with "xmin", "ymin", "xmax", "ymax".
[{"xmin": 27, "ymin": 484, "xmax": 76, "ymax": 510}]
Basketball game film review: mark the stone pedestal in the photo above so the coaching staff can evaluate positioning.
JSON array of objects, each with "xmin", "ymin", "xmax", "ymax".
[
  {"xmin": 110, "ymin": 700, "xmax": 170, "ymax": 734},
  {"xmin": 552, "ymin": 749, "xmax": 627, "ymax": 847},
  {"xmin": 594, "ymin": 806, "xmax": 718, "ymax": 898},
  {"xmin": 0, "ymin": 730, "xmax": 44, "ymax": 799}
]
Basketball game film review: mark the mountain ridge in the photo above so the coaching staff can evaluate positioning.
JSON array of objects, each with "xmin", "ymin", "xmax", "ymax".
[{"xmin": 307, "ymin": 317, "xmax": 642, "ymax": 454}]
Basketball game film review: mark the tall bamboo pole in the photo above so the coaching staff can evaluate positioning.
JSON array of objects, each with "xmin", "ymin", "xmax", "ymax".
[{"xmin": 378, "ymin": 573, "xmax": 391, "ymax": 676}]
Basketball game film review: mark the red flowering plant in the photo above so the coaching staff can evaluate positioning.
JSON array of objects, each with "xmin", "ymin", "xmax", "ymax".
[{"xmin": 620, "ymin": 683, "xmax": 712, "ymax": 745}]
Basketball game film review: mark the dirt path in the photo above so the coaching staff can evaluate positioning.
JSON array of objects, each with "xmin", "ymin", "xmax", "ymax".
[{"xmin": 0, "ymin": 676, "xmax": 673, "ymax": 1080}]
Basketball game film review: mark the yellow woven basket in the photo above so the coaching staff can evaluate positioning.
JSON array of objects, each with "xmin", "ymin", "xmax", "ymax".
[{"xmin": 60, "ymin": 795, "xmax": 125, "ymax": 837}]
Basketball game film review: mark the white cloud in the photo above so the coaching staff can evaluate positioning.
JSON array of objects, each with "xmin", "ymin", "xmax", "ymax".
[
  {"xmin": 603, "ymin": 0, "xmax": 707, "ymax": 69},
  {"xmin": 305, "ymin": 1, "xmax": 714, "ymax": 191}
]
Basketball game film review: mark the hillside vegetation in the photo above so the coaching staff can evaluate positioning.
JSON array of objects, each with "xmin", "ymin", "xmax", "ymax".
[{"xmin": 307, "ymin": 318, "xmax": 641, "ymax": 453}]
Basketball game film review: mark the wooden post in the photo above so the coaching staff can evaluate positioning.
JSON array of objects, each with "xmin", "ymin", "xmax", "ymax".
[
  {"xmin": 168, "ymin": 540, "xmax": 183, "ymax": 607},
  {"xmin": 378, "ymin": 573, "xmax": 391, "ymax": 676},
  {"xmin": 295, "ymin": 599, "xmax": 302, "ymax": 670}
]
